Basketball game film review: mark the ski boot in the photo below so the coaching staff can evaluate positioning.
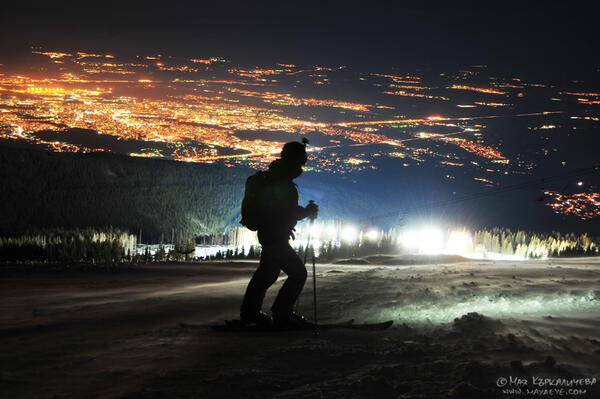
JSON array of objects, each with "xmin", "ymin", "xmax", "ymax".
[
  {"xmin": 273, "ymin": 312, "xmax": 315, "ymax": 330},
  {"xmin": 240, "ymin": 311, "xmax": 274, "ymax": 327}
]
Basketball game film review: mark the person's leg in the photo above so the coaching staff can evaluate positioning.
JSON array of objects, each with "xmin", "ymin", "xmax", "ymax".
[
  {"xmin": 271, "ymin": 243, "xmax": 307, "ymax": 317},
  {"xmin": 240, "ymin": 246, "xmax": 280, "ymax": 321}
]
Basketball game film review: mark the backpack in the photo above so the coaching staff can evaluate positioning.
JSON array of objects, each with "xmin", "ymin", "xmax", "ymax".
[{"xmin": 240, "ymin": 171, "xmax": 269, "ymax": 231}]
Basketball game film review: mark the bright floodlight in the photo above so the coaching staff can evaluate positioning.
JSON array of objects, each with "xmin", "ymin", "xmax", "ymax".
[
  {"xmin": 366, "ymin": 229, "xmax": 379, "ymax": 242},
  {"xmin": 419, "ymin": 228, "xmax": 444, "ymax": 254},
  {"xmin": 325, "ymin": 224, "xmax": 336, "ymax": 238},
  {"xmin": 401, "ymin": 228, "xmax": 444, "ymax": 254},
  {"xmin": 401, "ymin": 230, "xmax": 419, "ymax": 249},
  {"xmin": 446, "ymin": 230, "xmax": 473, "ymax": 255},
  {"xmin": 310, "ymin": 224, "xmax": 322, "ymax": 238},
  {"xmin": 341, "ymin": 225, "xmax": 358, "ymax": 243}
]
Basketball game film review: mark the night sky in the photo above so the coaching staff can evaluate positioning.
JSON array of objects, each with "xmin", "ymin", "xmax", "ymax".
[{"xmin": 2, "ymin": 1, "xmax": 599, "ymax": 76}]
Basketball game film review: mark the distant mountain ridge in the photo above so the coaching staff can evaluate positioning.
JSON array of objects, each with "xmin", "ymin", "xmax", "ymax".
[{"xmin": 0, "ymin": 146, "xmax": 248, "ymax": 241}]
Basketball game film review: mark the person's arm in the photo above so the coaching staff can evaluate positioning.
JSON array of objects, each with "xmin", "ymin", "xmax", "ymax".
[
  {"xmin": 297, "ymin": 200, "xmax": 319, "ymax": 221},
  {"xmin": 286, "ymin": 184, "xmax": 318, "ymax": 221}
]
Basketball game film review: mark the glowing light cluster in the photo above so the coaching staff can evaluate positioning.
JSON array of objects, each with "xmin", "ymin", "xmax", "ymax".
[
  {"xmin": 228, "ymin": 68, "xmax": 286, "ymax": 79},
  {"xmin": 559, "ymin": 91, "xmax": 600, "ymax": 97},
  {"xmin": 473, "ymin": 102, "xmax": 511, "ymax": 107},
  {"xmin": 1, "ymin": 85, "xmax": 108, "ymax": 97},
  {"xmin": 440, "ymin": 137, "xmax": 506, "ymax": 160},
  {"xmin": 190, "ymin": 57, "xmax": 225, "ymax": 64},
  {"xmin": 543, "ymin": 191, "xmax": 600, "ymax": 220},
  {"xmin": 32, "ymin": 51, "xmax": 72, "ymax": 58},
  {"xmin": 382, "ymin": 90, "xmax": 449, "ymax": 100},
  {"xmin": 227, "ymin": 88, "xmax": 372, "ymax": 112},
  {"xmin": 450, "ymin": 85, "xmax": 506, "ymax": 95},
  {"xmin": 473, "ymin": 177, "xmax": 497, "ymax": 186}
]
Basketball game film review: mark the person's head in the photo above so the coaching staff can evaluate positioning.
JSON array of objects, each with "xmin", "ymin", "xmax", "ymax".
[
  {"xmin": 278, "ymin": 139, "xmax": 308, "ymax": 179},
  {"xmin": 281, "ymin": 140, "xmax": 308, "ymax": 166}
]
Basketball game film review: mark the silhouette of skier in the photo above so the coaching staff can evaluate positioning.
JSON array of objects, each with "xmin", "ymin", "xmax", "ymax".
[{"xmin": 240, "ymin": 140, "xmax": 319, "ymax": 328}]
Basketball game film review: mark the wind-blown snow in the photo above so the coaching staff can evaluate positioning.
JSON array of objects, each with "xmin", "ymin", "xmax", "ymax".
[{"xmin": 377, "ymin": 291, "xmax": 599, "ymax": 324}]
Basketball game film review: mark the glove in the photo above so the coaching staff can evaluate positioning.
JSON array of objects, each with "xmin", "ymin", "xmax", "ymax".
[{"xmin": 305, "ymin": 200, "xmax": 319, "ymax": 220}]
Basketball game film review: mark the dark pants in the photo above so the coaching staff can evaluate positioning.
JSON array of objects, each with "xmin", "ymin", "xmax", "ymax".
[{"xmin": 240, "ymin": 241, "xmax": 307, "ymax": 317}]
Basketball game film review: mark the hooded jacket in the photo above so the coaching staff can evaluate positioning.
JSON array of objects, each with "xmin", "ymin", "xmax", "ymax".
[{"xmin": 258, "ymin": 158, "xmax": 306, "ymax": 244}]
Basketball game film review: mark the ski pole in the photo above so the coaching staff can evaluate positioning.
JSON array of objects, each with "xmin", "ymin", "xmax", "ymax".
[
  {"xmin": 295, "ymin": 201, "xmax": 315, "ymax": 314},
  {"xmin": 312, "ymin": 241, "xmax": 317, "ymax": 326},
  {"xmin": 295, "ymin": 219, "xmax": 312, "ymax": 313},
  {"xmin": 303, "ymin": 218, "xmax": 313, "ymax": 266}
]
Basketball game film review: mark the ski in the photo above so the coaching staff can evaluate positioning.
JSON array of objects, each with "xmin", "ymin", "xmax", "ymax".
[
  {"xmin": 181, "ymin": 319, "xmax": 393, "ymax": 332},
  {"xmin": 181, "ymin": 319, "xmax": 350, "ymax": 331},
  {"xmin": 318, "ymin": 320, "xmax": 393, "ymax": 331}
]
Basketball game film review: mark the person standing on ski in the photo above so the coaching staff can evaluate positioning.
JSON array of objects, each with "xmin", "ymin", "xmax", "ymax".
[{"xmin": 240, "ymin": 140, "xmax": 319, "ymax": 328}]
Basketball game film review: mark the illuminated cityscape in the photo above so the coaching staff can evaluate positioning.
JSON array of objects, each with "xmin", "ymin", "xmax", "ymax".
[
  {"xmin": 544, "ymin": 191, "xmax": 600, "ymax": 220},
  {"xmin": 1, "ymin": 48, "xmax": 599, "ymax": 221}
]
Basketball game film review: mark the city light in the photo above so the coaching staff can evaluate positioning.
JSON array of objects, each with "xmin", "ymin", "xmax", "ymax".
[{"xmin": 450, "ymin": 85, "xmax": 506, "ymax": 95}]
